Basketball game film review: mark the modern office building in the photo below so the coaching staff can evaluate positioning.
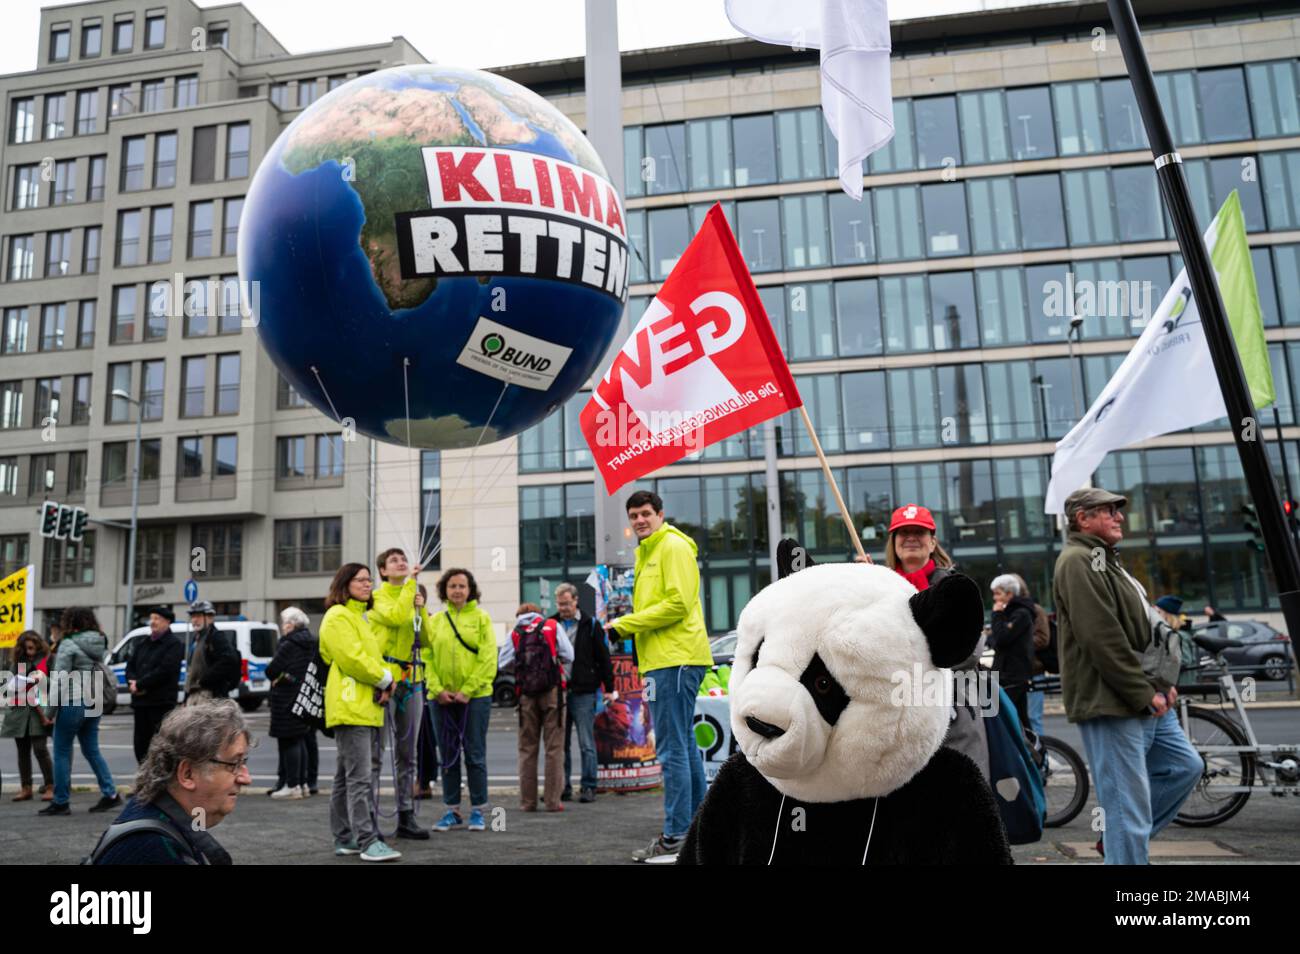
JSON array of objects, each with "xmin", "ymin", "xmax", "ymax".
[{"xmin": 5, "ymin": 0, "xmax": 1300, "ymax": 643}]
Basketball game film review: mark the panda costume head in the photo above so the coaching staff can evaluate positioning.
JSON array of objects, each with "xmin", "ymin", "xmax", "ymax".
[{"xmin": 677, "ymin": 540, "xmax": 1012, "ymax": 865}]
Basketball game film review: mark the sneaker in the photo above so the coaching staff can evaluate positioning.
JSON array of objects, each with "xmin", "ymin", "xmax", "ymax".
[
  {"xmin": 396, "ymin": 810, "xmax": 430, "ymax": 840},
  {"xmin": 360, "ymin": 841, "xmax": 402, "ymax": 862},
  {"xmin": 333, "ymin": 839, "xmax": 362, "ymax": 856},
  {"xmin": 432, "ymin": 810, "xmax": 462, "ymax": 832},
  {"xmin": 88, "ymin": 794, "xmax": 122, "ymax": 814},
  {"xmin": 561, "ymin": 787, "xmax": 573, "ymax": 802},
  {"xmin": 300, "ymin": 785, "xmax": 312, "ymax": 797},
  {"xmin": 631, "ymin": 834, "xmax": 683, "ymax": 863},
  {"xmin": 467, "ymin": 808, "xmax": 486, "ymax": 831},
  {"xmin": 38, "ymin": 802, "xmax": 70, "ymax": 816},
  {"xmin": 579, "ymin": 788, "xmax": 596, "ymax": 803},
  {"xmin": 270, "ymin": 784, "xmax": 303, "ymax": 800}
]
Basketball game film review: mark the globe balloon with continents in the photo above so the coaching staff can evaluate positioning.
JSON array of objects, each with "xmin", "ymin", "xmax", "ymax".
[{"xmin": 239, "ymin": 64, "xmax": 630, "ymax": 448}]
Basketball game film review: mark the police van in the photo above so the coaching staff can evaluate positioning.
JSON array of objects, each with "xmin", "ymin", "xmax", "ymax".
[{"xmin": 108, "ymin": 619, "xmax": 278, "ymax": 711}]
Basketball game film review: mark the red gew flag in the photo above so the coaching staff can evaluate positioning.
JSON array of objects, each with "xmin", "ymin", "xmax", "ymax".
[{"xmin": 581, "ymin": 203, "xmax": 802, "ymax": 493}]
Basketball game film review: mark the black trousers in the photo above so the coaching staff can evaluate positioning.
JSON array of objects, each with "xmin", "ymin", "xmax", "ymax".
[
  {"xmin": 278, "ymin": 735, "xmax": 308, "ymax": 788},
  {"xmin": 416, "ymin": 702, "xmax": 439, "ymax": 786},
  {"xmin": 1004, "ymin": 685, "xmax": 1031, "ymax": 734},
  {"xmin": 133, "ymin": 705, "xmax": 174, "ymax": 762},
  {"xmin": 276, "ymin": 730, "xmax": 319, "ymax": 790}
]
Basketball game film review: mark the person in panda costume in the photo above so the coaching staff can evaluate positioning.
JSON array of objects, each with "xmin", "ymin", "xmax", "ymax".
[{"xmin": 678, "ymin": 540, "xmax": 1012, "ymax": 865}]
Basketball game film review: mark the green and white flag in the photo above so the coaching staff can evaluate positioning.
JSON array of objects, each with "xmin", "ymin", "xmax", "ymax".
[{"xmin": 1045, "ymin": 191, "xmax": 1273, "ymax": 514}]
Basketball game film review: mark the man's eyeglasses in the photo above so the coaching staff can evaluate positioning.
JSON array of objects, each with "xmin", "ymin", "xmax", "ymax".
[
  {"xmin": 1088, "ymin": 504, "xmax": 1123, "ymax": 519},
  {"xmin": 206, "ymin": 756, "xmax": 250, "ymax": 776}
]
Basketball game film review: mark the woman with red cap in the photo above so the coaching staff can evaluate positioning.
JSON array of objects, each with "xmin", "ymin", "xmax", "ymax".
[{"xmin": 884, "ymin": 504, "xmax": 955, "ymax": 590}]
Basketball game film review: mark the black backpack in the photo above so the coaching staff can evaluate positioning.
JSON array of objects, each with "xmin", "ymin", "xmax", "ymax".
[
  {"xmin": 83, "ymin": 819, "xmax": 199, "ymax": 865},
  {"xmin": 202, "ymin": 629, "xmax": 243, "ymax": 695},
  {"xmin": 1036, "ymin": 613, "xmax": 1060, "ymax": 674}
]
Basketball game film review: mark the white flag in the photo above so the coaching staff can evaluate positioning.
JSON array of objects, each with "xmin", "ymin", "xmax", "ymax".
[
  {"xmin": 1044, "ymin": 192, "xmax": 1273, "ymax": 514},
  {"xmin": 725, "ymin": 0, "xmax": 893, "ymax": 200}
]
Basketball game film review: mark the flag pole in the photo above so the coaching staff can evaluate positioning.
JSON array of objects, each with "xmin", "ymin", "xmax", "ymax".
[
  {"xmin": 1107, "ymin": 0, "xmax": 1300, "ymax": 637},
  {"xmin": 798, "ymin": 405, "xmax": 870, "ymax": 562}
]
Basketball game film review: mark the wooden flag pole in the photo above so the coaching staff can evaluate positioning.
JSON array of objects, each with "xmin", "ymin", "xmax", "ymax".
[{"xmin": 798, "ymin": 405, "xmax": 871, "ymax": 563}]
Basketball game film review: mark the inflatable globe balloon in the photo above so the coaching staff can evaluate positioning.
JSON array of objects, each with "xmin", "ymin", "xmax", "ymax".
[{"xmin": 240, "ymin": 64, "xmax": 630, "ymax": 448}]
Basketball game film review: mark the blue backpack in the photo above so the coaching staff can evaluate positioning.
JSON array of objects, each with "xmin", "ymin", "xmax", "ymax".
[{"xmin": 984, "ymin": 687, "xmax": 1046, "ymax": 845}]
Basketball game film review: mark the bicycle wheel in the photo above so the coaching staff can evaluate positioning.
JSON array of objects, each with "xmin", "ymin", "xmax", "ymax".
[
  {"xmin": 1039, "ymin": 734, "xmax": 1089, "ymax": 828},
  {"xmin": 1174, "ymin": 706, "xmax": 1255, "ymax": 827}
]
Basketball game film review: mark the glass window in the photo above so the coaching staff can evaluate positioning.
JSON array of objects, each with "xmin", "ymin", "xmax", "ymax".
[
  {"xmin": 179, "ymin": 437, "xmax": 204, "ymax": 479},
  {"xmin": 1208, "ymin": 155, "xmax": 1264, "ymax": 231},
  {"xmin": 10, "ymin": 98, "xmax": 36, "ymax": 144},
  {"xmin": 1123, "ymin": 255, "xmax": 1172, "ymax": 333},
  {"xmin": 68, "ymin": 450, "xmax": 86, "ymax": 495},
  {"xmin": 1101, "ymin": 77, "xmax": 1147, "ymax": 152},
  {"xmin": 1154, "ymin": 71, "xmax": 1201, "ymax": 145},
  {"xmin": 937, "ymin": 365, "xmax": 988, "ymax": 444},
  {"xmin": 72, "ymin": 374, "xmax": 91, "ymax": 424},
  {"xmin": 45, "ymin": 230, "xmax": 71, "ymax": 277},
  {"xmin": 781, "ymin": 194, "xmax": 829, "ymax": 269},
  {"xmin": 216, "ymin": 354, "xmax": 240, "ymax": 415},
  {"xmin": 141, "ymin": 79, "xmax": 166, "ymax": 113},
  {"xmin": 269, "ymin": 83, "xmax": 288, "ymax": 109},
  {"xmin": 88, "ymin": 155, "xmax": 106, "ymax": 200},
  {"xmin": 921, "ymin": 182, "xmax": 969, "ymax": 257},
  {"xmin": 144, "ymin": 14, "xmax": 165, "ymax": 49},
  {"xmin": 784, "ymin": 374, "xmax": 841, "ymax": 455},
  {"xmin": 106, "ymin": 364, "xmax": 131, "ymax": 423},
  {"xmin": 149, "ymin": 206, "xmax": 172, "ymax": 263},
  {"xmin": 189, "ymin": 201, "xmax": 215, "ymax": 258},
  {"xmin": 1062, "ymin": 168, "xmax": 1116, "ymax": 245},
  {"xmin": 874, "ymin": 185, "xmax": 923, "ymax": 261},
  {"xmin": 868, "ymin": 99, "xmax": 914, "ymax": 173},
  {"xmin": 176, "ymin": 75, "xmax": 198, "ymax": 109},
  {"xmin": 757, "ymin": 286, "xmax": 786, "ymax": 356},
  {"xmin": 1263, "ymin": 151, "xmax": 1300, "ymax": 231},
  {"xmin": 192, "ymin": 125, "xmax": 217, "ymax": 183},
  {"xmin": 145, "ymin": 280, "xmax": 168, "ymax": 340},
  {"xmin": 562, "ymin": 392, "xmax": 591, "ymax": 470},
  {"xmin": 828, "ymin": 191, "xmax": 874, "ymax": 265},
  {"xmin": 0, "ymin": 382, "xmax": 21, "ymax": 430},
  {"xmin": 113, "ymin": 18, "xmax": 133, "ymax": 53},
  {"xmin": 77, "ymin": 300, "xmax": 95, "ymax": 347},
  {"xmin": 1004, "ymin": 86, "xmax": 1056, "ymax": 161},
  {"xmin": 121, "ymin": 136, "xmax": 146, "ymax": 191},
  {"xmin": 1072, "ymin": 258, "xmax": 1130, "ymax": 340},
  {"xmin": 81, "ymin": 22, "xmax": 102, "ymax": 58},
  {"xmin": 222, "ymin": 197, "xmax": 243, "ymax": 255},
  {"xmin": 208, "ymin": 26, "xmax": 229, "ymax": 49},
  {"xmin": 1197, "ymin": 67, "xmax": 1251, "ymax": 144},
  {"xmin": 298, "ymin": 80, "xmax": 319, "ymax": 109},
  {"xmin": 959, "ymin": 90, "xmax": 1009, "ymax": 165},
  {"xmin": 13, "ymin": 164, "xmax": 40, "ymax": 210},
  {"xmin": 75, "ymin": 89, "xmax": 97, "ymax": 134},
  {"xmin": 888, "ymin": 368, "xmax": 938, "ymax": 448},
  {"xmin": 1248, "ymin": 61, "xmax": 1300, "ymax": 139},
  {"xmin": 731, "ymin": 114, "xmax": 776, "ymax": 186},
  {"xmin": 880, "ymin": 274, "xmax": 929, "ymax": 353},
  {"xmin": 110, "ymin": 84, "xmax": 136, "ymax": 117},
  {"xmin": 1275, "ymin": 245, "xmax": 1300, "ymax": 324},
  {"xmin": 842, "ymin": 371, "xmax": 888, "ymax": 451},
  {"xmin": 995, "ymin": 457, "xmax": 1052, "ymax": 539},
  {"xmin": 8, "ymin": 235, "xmax": 35, "ymax": 281},
  {"xmin": 116, "ymin": 209, "xmax": 141, "ymax": 267},
  {"xmin": 140, "ymin": 360, "xmax": 164, "ymax": 420},
  {"xmin": 1025, "ymin": 262, "xmax": 1071, "ymax": 343},
  {"xmin": 2, "ymin": 308, "xmax": 27, "ymax": 355},
  {"xmin": 110, "ymin": 285, "xmax": 136, "ymax": 343},
  {"xmin": 647, "ymin": 206, "xmax": 689, "ymax": 281},
  {"xmin": 49, "ymin": 27, "xmax": 70, "ymax": 62},
  {"xmin": 623, "ymin": 126, "xmax": 644, "ymax": 198},
  {"xmin": 154, "ymin": 131, "xmax": 177, "ymax": 188},
  {"xmin": 44, "ymin": 93, "xmax": 67, "ymax": 139},
  {"xmin": 315, "ymin": 434, "xmax": 342, "ymax": 478},
  {"xmin": 913, "ymin": 96, "xmax": 960, "ymax": 170},
  {"xmin": 929, "ymin": 271, "xmax": 978, "ymax": 351},
  {"xmin": 834, "ymin": 279, "xmax": 882, "ymax": 357},
  {"xmin": 966, "ymin": 176, "xmax": 1018, "ymax": 254},
  {"xmin": 53, "ymin": 159, "xmax": 76, "ymax": 204},
  {"xmin": 736, "ymin": 199, "xmax": 782, "ymax": 272},
  {"xmin": 1015, "ymin": 174, "xmax": 1066, "ymax": 249},
  {"xmin": 643, "ymin": 123, "xmax": 686, "ymax": 194},
  {"xmin": 785, "ymin": 283, "xmax": 835, "ymax": 361},
  {"xmin": 986, "ymin": 361, "xmax": 1038, "ymax": 441},
  {"xmin": 1053, "ymin": 81, "xmax": 1104, "ymax": 155},
  {"xmin": 39, "ymin": 303, "xmax": 67, "ymax": 351},
  {"xmin": 181, "ymin": 356, "xmax": 205, "ymax": 417},
  {"xmin": 1033, "ymin": 357, "xmax": 1086, "ymax": 438},
  {"xmin": 776, "ymin": 108, "xmax": 825, "ymax": 182},
  {"xmin": 226, "ymin": 123, "xmax": 250, "ymax": 178},
  {"xmin": 83, "ymin": 225, "xmax": 101, "ymax": 273},
  {"xmin": 944, "ymin": 459, "xmax": 996, "ymax": 543},
  {"xmin": 1111, "ymin": 165, "xmax": 1165, "ymax": 241}
]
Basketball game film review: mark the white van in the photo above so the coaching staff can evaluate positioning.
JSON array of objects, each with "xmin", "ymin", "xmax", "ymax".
[{"xmin": 108, "ymin": 620, "xmax": 279, "ymax": 711}]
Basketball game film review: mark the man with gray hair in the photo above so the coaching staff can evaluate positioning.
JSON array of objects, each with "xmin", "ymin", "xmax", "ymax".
[
  {"xmin": 87, "ymin": 699, "xmax": 251, "ymax": 864},
  {"xmin": 1053, "ymin": 487, "xmax": 1201, "ymax": 864}
]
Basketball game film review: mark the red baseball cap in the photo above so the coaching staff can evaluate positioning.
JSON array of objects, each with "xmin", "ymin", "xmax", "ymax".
[{"xmin": 888, "ymin": 504, "xmax": 936, "ymax": 533}]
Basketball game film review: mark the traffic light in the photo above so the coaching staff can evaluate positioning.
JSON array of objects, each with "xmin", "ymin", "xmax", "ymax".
[
  {"xmin": 56, "ymin": 504, "xmax": 74, "ymax": 539},
  {"xmin": 39, "ymin": 501, "xmax": 59, "ymax": 538},
  {"xmin": 70, "ymin": 507, "xmax": 87, "ymax": 542},
  {"xmin": 1285, "ymin": 499, "xmax": 1300, "ymax": 531},
  {"xmin": 1243, "ymin": 504, "xmax": 1266, "ymax": 553}
]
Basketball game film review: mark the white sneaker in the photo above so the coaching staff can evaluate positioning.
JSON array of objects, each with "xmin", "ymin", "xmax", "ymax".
[
  {"xmin": 270, "ymin": 784, "xmax": 303, "ymax": 800},
  {"xmin": 299, "ymin": 785, "xmax": 311, "ymax": 798}
]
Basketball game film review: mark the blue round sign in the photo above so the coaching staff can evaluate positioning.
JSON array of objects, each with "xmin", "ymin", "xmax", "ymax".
[{"xmin": 184, "ymin": 579, "xmax": 198, "ymax": 603}]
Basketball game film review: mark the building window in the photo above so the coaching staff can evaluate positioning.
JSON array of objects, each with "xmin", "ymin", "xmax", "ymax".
[
  {"xmin": 149, "ymin": 206, "xmax": 173, "ymax": 263},
  {"xmin": 10, "ymin": 98, "xmax": 36, "ymax": 143},
  {"xmin": 103, "ymin": 439, "xmax": 160, "ymax": 489},
  {"xmin": 977, "ymin": 267, "xmax": 1029, "ymax": 347},
  {"xmin": 110, "ymin": 84, "xmax": 136, "ymax": 116},
  {"xmin": 270, "ymin": 83, "xmax": 288, "ymax": 109},
  {"xmin": 967, "ymin": 176, "xmax": 1018, "ymax": 254},
  {"xmin": 33, "ymin": 377, "xmax": 61, "ymax": 427},
  {"xmin": 144, "ymin": 14, "xmax": 165, "ymax": 49},
  {"xmin": 207, "ymin": 25, "xmax": 228, "ymax": 49},
  {"xmin": 44, "ymin": 93, "xmax": 67, "ymax": 139},
  {"xmin": 1053, "ymin": 80, "xmax": 1105, "ymax": 155},
  {"xmin": 1248, "ymin": 62, "xmax": 1300, "ymax": 139},
  {"xmin": 731, "ymin": 114, "xmax": 776, "ymax": 186},
  {"xmin": 113, "ymin": 18, "xmax": 134, "ymax": 54},
  {"xmin": 83, "ymin": 226, "xmax": 101, "ymax": 273},
  {"xmin": 191, "ymin": 125, "xmax": 217, "ymax": 183},
  {"xmin": 328, "ymin": 74, "xmax": 347, "ymax": 91},
  {"xmin": 0, "ymin": 381, "xmax": 24, "ymax": 429},
  {"xmin": 828, "ymin": 192, "xmax": 874, "ymax": 265},
  {"xmin": 74, "ymin": 90, "xmax": 97, "ymax": 134},
  {"xmin": 921, "ymin": 182, "xmax": 969, "ymax": 257},
  {"xmin": 1112, "ymin": 165, "xmax": 1165, "ymax": 242},
  {"xmin": 192, "ymin": 521, "xmax": 242, "ymax": 578},
  {"xmin": 67, "ymin": 450, "xmax": 87, "ymax": 496},
  {"xmin": 914, "ymin": 95, "xmax": 961, "ymax": 170},
  {"xmin": 13, "ymin": 164, "xmax": 40, "ymax": 209},
  {"xmin": 785, "ymin": 282, "xmax": 835, "ymax": 361},
  {"xmin": 29, "ymin": 453, "xmax": 55, "ymax": 497},
  {"xmin": 129, "ymin": 527, "xmax": 176, "ymax": 584},
  {"xmin": 140, "ymin": 359, "xmax": 164, "ymax": 420},
  {"xmin": 874, "ymin": 185, "xmax": 923, "ymax": 261},
  {"xmin": 151, "ymin": 131, "xmax": 177, "ymax": 189},
  {"xmin": 297, "ymin": 80, "xmax": 318, "ymax": 108},
  {"xmin": 1015, "ymin": 174, "xmax": 1066, "ymax": 250},
  {"xmin": 87, "ymin": 155, "xmax": 106, "ymax": 201},
  {"xmin": 8, "ymin": 235, "xmax": 35, "ymax": 281},
  {"xmin": 49, "ymin": 26, "xmax": 71, "ymax": 62},
  {"xmin": 52, "ymin": 159, "xmax": 77, "ymax": 204},
  {"xmin": 2, "ymin": 308, "xmax": 28, "ymax": 355},
  {"xmin": 0, "ymin": 458, "xmax": 17, "ymax": 497},
  {"xmin": 776, "ymin": 108, "xmax": 824, "ymax": 183},
  {"xmin": 226, "ymin": 123, "xmax": 250, "ymax": 178},
  {"xmin": 175, "ymin": 74, "xmax": 198, "ymax": 108},
  {"xmin": 737, "ymin": 198, "xmax": 782, "ymax": 272},
  {"xmin": 1196, "ymin": 67, "xmax": 1251, "ymax": 144},
  {"xmin": 217, "ymin": 276, "xmax": 242, "ymax": 333},
  {"xmin": 1062, "ymin": 168, "xmax": 1117, "ymax": 245},
  {"xmin": 222, "ymin": 197, "xmax": 243, "ymax": 255},
  {"xmin": 44, "ymin": 230, "xmax": 71, "ymax": 278},
  {"xmin": 179, "ymin": 436, "xmax": 204, "ymax": 479},
  {"xmin": 82, "ymin": 22, "xmax": 102, "ymax": 58},
  {"xmin": 121, "ymin": 136, "xmax": 146, "ymax": 190},
  {"xmin": 77, "ymin": 301, "xmax": 95, "ymax": 348},
  {"xmin": 106, "ymin": 364, "xmax": 130, "ymax": 422},
  {"xmin": 72, "ymin": 374, "xmax": 91, "ymax": 424},
  {"xmin": 959, "ymin": 89, "xmax": 1010, "ymax": 165},
  {"xmin": 189, "ymin": 201, "xmax": 214, "ymax": 257},
  {"xmin": 277, "ymin": 373, "xmax": 308, "ymax": 408},
  {"xmin": 39, "ymin": 304, "xmax": 67, "ymax": 351},
  {"xmin": 781, "ymin": 194, "xmax": 829, "ymax": 269},
  {"xmin": 277, "ymin": 436, "xmax": 306, "ymax": 479},
  {"xmin": 116, "ymin": 210, "xmax": 142, "ymax": 266},
  {"xmin": 180, "ymin": 356, "xmax": 206, "ymax": 417},
  {"xmin": 110, "ymin": 286, "xmax": 136, "ymax": 344},
  {"xmin": 274, "ymin": 517, "xmax": 342, "ymax": 576},
  {"xmin": 215, "ymin": 354, "xmax": 239, "ymax": 414},
  {"xmin": 0, "ymin": 534, "xmax": 28, "ymax": 578},
  {"xmin": 315, "ymin": 434, "xmax": 343, "ymax": 478},
  {"xmin": 1154, "ymin": 70, "xmax": 1200, "ymax": 145},
  {"xmin": 44, "ymin": 531, "xmax": 94, "ymax": 586},
  {"xmin": 1101, "ymin": 78, "xmax": 1145, "ymax": 152},
  {"xmin": 141, "ymin": 79, "xmax": 167, "ymax": 113},
  {"xmin": 214, "ymin": 434, "xmax": 237, "ymax": 478}
]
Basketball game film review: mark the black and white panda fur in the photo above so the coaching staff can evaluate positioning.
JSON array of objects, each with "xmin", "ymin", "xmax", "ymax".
[{"xmin": 678, "ymin": 540, "xmax": 1012, "ymax": 865}]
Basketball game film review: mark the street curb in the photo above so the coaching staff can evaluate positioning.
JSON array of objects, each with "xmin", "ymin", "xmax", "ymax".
[{"xmin": 1043, "ymin": 699, "xmax": 1300, "ymax": 716}]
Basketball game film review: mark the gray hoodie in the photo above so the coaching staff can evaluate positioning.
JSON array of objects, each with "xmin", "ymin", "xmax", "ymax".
[{"xmin": 51, "ymin": 630, "xmax": 108, "ymax": 674}]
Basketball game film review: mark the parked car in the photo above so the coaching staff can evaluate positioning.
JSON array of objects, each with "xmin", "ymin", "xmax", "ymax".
[
  {"xmin": 1187, "ymin": 619, "xmax": 1295, "ymax": 682},
  {"xmin": 108, "ymin": 619, "xmax": 278, "ymax": 711},
  {"xmin": 710, "ymin": 631, "xmax": 738, "ymax": 667}
]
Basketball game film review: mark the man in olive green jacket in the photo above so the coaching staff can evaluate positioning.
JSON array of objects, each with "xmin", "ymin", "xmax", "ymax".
[
  {"xmin": 1053, "ymin": 487, "xmax": 1201, "ymax": 865},
  {"xmin": 610, "ymin": 490, "xmax": 712, "ymax": 863}
]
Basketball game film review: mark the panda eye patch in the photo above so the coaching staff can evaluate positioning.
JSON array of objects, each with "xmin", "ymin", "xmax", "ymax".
[{"xmin": 799, "ymin": 653, "xmax": 850, "ymax": 726}]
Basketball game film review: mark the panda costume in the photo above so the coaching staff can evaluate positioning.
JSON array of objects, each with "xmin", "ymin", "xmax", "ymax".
[{"xmin": 678, "ymin": 540, "xmax": 1012, "ymax": 865}]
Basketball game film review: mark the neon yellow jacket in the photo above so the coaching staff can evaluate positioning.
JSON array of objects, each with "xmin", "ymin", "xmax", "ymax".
[
  {"xmin": 421, "ymin": 600, "xmax": 497, "ymax": 700},
  {"xmin": 611, "ymin": 523, "xmax": 712, "ymax": 673},
  {"xmin": 370, "ymin": 578, "xmax": 431, "ymax": 684},
  {"xmin": 319, "ymin": 598, "xmax": 392, "ymax": 729}
]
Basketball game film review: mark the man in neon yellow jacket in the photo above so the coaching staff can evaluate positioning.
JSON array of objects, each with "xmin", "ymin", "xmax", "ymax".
[
  {"xmin": 319, "ymin": 562, "xmax": 400, "ymax": 862},
  {"xmin": 608, "ymin": 490, "xmax": 711, "ymax": 863},
  {"xmin": 369, "ymin": 548, "xmax": 431, "ymax": 841},
  {"xmin": 421, "ymin": 567, "xmax": 496, "ymax": 833}
]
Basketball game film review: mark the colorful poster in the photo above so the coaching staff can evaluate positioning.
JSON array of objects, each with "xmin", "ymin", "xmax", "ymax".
[{"xmin": 0, "ymin": 565, "xmax": 34, "ymax": 650}]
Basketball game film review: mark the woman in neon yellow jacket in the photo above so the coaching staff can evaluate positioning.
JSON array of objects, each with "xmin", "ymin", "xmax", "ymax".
[
  {"xmin": 319, "ymin": 562, "xmax": 400, "ymax": 862},
  {"xmin": 421, "ymin": 567, "xmax": 496, "ymax": 833}
]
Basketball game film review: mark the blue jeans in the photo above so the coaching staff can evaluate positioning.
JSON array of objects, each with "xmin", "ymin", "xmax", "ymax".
[
  {"xmin": 1027, "ymin": 688, "xmax": 1044, "ymax": 738},
  {"xmin": 52, "ymin": 704, "xmax": 117, "ymax": 806},
  {"xmin": 438, "ymin": 695, "xmax": 491, "ymax": 809},
  {"xmin": 566, "ymin": 691, "xmax": 598, "ymax": 790},
  {"xmin": 644, "ymin": 665, "xmax": 708, "ymax": 840},
  {"xmin": 1078, "ymin": 709, "xmax": 1203, "ymax": 864}
]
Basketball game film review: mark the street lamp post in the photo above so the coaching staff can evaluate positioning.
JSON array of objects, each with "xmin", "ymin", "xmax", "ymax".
[{"xmin": 111, "ymin": 388, "xmax": 143, "ymax": 637}]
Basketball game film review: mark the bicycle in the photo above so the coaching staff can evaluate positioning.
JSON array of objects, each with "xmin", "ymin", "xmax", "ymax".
[
  {"xmin": 1026, "ymin": 675, "xmax": 1090, "ymax": 828},
  {"xmin": 1174, "ymin": 631, "xmax": 1300, "ymax": 827}
]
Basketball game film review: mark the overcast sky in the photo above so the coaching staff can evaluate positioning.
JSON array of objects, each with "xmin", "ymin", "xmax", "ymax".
[{"xmin": 4, "ymin": 0, "xmax": 1051, "ymax": 73}]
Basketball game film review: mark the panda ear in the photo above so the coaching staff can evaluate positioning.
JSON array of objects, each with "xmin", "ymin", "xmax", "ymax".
[
  {"xmin": 909, "ymin": 573, "xmax": 985, "ymax": 668},
  {"xmin": 776, "ymin": 538, "xmax": 816, "ymax": 579}
]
